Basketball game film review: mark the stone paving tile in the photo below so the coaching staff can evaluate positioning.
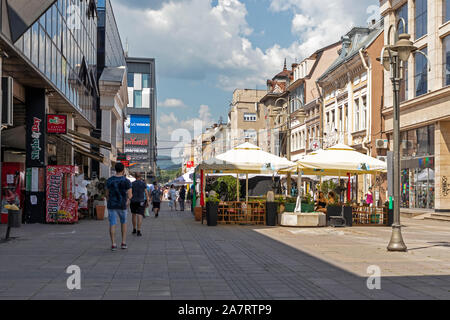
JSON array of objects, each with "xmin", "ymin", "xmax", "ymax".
[{"xmin": 1, "ymin": 203, "xmax": 449, "ymax": 300}]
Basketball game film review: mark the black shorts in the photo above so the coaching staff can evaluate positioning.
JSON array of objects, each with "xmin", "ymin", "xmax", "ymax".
[
  {"xmin": 152, "ymin": 202, "xmax": 161, "ymax": 209},
  {"xmin": 130, "ymin": 201, "xmax": 146, "ymax": 215}
]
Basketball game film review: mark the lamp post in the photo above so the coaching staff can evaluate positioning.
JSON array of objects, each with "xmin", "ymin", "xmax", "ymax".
[{"xmin": 379, "ymin": 19, "xmax": 429, "ymax": 252}]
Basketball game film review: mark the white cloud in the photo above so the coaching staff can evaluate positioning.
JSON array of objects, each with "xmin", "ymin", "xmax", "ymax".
[
  {"xmin": 112, "ymin": 0, "xmax": 298, "ymax": 90},
  {"xmin": 270, "ymin": 0, "xmax": 377, "ymax": 57},
  {"xmin": 159, "ymin": 98, "xmax": 187, "ymax": 108}
]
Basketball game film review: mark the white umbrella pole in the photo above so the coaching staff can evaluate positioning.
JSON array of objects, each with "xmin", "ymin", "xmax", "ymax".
[{"xmin": 295, "ymin": 170, "xmax": 302, "ymax": 213}]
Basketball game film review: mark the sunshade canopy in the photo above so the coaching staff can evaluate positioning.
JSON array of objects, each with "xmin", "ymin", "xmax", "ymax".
[
  {"xmin": 197, "ymin": 142, "xmax": 295, "ymax": 174},
  {"xmin": 283, "ymin": 144, "xmax": 387, "ymax": 175}
]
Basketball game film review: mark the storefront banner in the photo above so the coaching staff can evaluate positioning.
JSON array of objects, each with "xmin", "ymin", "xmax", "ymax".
[
  {"xmin": 124, "ymin": 137, "xmax": 149, "ymax": 146},
  {"xmin": 125, "ymin": 147, "xmax": 148, "ymax": 154},
  {"xmin": 46, "ymin": 166, "xmax": 78, "ymax": 223}
]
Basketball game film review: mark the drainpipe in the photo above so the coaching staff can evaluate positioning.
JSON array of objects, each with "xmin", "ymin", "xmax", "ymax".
[{"xmin": 359, "ymin": 48, "xmax": 371, "ymax": 193}]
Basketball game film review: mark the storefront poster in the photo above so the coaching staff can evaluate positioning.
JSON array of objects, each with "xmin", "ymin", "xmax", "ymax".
[
  {"xmin": 46, "ymin": 166, "xmax": 78, "ymax": 223},
  {"xmin": 47, "ymin": 114, "xmax": 68, "ymax": 134}
]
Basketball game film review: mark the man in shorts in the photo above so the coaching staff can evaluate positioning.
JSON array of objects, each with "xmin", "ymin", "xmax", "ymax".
[
  {"xmin": 151, "ymin": 182, "xmax": 162, "ymax": 218},
  {"xmin": 130, "ymin": 173, "xmax": 149, "ymax": 237},
  {"xmin": 106, "ymin": 163, "xmax": 132, "ymax": 251}
]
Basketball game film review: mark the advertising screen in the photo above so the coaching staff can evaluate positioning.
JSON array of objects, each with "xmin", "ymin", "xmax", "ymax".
[{"xmin": 125, "ymin": 115, "xmax": 150, "ymax": 134}]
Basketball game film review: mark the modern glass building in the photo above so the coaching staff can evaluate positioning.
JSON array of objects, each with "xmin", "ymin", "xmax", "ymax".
[
  {"xmin": 14, "ymin": 0, "xmax": 98, "ymax": 126},
  {"xmin": 125, "ymin": 57, "xmax": 157, "ymax": 178}
]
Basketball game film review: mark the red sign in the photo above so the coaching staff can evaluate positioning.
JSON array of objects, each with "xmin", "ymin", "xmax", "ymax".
[
  {"xmin": 186, "ymin": 161, "xmax": 194, "ymax": 168},
  {"xmin": 46, "ymin": 165, "xmax": 78, "ymax": 223},
  {"xmin": 125, "ymin": 137, "xmax": 148, "ymax": 146},
  {"xmin": 47, "ymin": 114, "xmax": 67, "ymax": 134}
]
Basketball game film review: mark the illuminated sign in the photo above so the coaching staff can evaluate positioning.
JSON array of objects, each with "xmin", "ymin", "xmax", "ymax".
[
  {"xmin": 125, "ymin": 137, "xmax": 148, "ymax": 146},
  {"xmin": 47, "ymin": 114, "xmax": 67, "ymax": 134},
  {"xmin": 125, "ymin": 115, "xmax": 150, "ymax": 134}
]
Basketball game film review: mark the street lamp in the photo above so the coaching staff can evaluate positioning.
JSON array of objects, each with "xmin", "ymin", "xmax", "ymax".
[{"xmin": 379, "ymin": 18, "xmax": 430, "ymax": 252}]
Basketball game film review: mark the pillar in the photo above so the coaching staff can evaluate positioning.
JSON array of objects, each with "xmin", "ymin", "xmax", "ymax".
[
  {"xmin": 100, "ymin": 109, "xmax": 112, "ymax": 178},
  {"xmin": 24, "ymin": 87, "xmax": 47, "ymax": 223},
  {"xmin": 435, "ymin": 121, "xmax": 450, "ymax": 212}
]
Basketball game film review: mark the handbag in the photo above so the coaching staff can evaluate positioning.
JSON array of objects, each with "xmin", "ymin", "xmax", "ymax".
[{"xmin": 144, "ymin": 207, "xmax": 150, "ymax": 217}]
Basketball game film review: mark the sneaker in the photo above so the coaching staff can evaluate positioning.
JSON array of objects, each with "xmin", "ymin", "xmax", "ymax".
[
  {"xmin": 137, "ymin": 231, "xmax": 142, "ymax": 237},
  {"xmin": 111, "ymin": 244, "xmax": 117, "ymax": 251},
  {"xmin": 132, "ymin": 229, "xmax": 137, "ymax": 235},
  {"xmin": 121, "ymin": 243, "xmax": 128, "ymax": 250}
]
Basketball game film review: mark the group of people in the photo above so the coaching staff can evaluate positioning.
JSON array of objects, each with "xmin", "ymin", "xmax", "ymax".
[
  {"xmin": 163, "ymin": 185, "xmax": 187, "ymax": 211},
  {"xmin": 105, "ymin": 163, "xmax": 162, "ymax": 251},
  {"xmin": 314, "ymin": 186, "xmax": 374, "ymax": 213}
]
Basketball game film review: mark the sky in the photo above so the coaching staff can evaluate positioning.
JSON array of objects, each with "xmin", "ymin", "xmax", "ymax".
[{"xmin": 110, "ymin": 0, "xmax": 379, "ymax": 160}]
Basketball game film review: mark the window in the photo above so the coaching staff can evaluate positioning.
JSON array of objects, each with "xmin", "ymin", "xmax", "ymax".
[
  {"xmin": 244, "ymin": 113, "xmax": 257, "ymax": 122},
  {"xmin": 444, "ymin": 35, "xmax": 450, "ymax": 86},
  {"xmin": 415, "ymin": 0, "xmax": 427, "ymax": 39},
  {"xmin": 354, "ymin": 98, "xmax": 360, "ymax": 131},
  {"xmin": 400, "ymin": 62, "xmax": 409, "ymax": 102},
  {"xmin": 142, "ymin": 74, "xmax": 150, "ymax": 88},
  {"xmin": 134, "ymin": 90, "xmax": 142, "ymax": 108},
  {"xmin": 331, "ymin": 110, "xmax": 335, "ymax": 128},
  {"xmin": 361, "ymin": 96, "xmax": 367, "ymax": 130},
  {"xmin": 244, "ymin": 130, "xmax": 257, "ymax": 140},
  {"xmin": 445, "ymin": 0, "xmax": 450, "ymax": 23},
  {"xmin": 345, "ymin": 104, "xmax": 348, "ymax": 132},
  {"xmin": 127, "ymin": 73, "xmax": 134, "ymax": 87},
  {"xmin": 415, "ymin": 47, "xmax": 428, "ymax": 96}
]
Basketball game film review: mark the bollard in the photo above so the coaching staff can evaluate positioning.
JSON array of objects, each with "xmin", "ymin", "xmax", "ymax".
[{"xmin": 5, "ymin": 209, "xmax": 21, "ymax": 240}]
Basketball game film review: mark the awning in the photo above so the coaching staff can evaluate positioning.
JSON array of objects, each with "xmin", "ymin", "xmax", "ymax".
[
  {"xmin": 49, "ymin": 134, "xmax": 105, "ymax": 163},
  {"xmin": 67, "ymin": 129, "xmax": 111, "ymax": 150}
]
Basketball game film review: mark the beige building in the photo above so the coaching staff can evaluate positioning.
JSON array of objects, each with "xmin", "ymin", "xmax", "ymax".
[
  {"xmin": 380, "ymin": 0, "xmax": 450, "ymax": 214},
  {"xmin": 288, "ymin": 42, "xmax": 341, "ymax": 160},
  {"xmin": 228, "ymin": 89, "xmax": 267, "ymax": 148}
]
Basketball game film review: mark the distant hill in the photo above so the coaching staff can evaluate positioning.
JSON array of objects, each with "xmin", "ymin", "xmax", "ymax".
[{"xmin": 157, "ymin": 155, "xmax": 182, "ymax": 170}]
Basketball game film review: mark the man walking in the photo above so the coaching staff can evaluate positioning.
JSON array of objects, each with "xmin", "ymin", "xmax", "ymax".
[
  {"xmin": 130, "ymin": 173, "xmax": 149, "ymax": 237},
  {"xmin": 151, "ymin": 182, "xmax": 162, "ymax": 218},
  {"xmin": 106, "ymin": 163, "xmax": 132, "ymax": 251},
  {"xmin": 179, "ymin": 186, "xmax": 186, "ymax": 211}
]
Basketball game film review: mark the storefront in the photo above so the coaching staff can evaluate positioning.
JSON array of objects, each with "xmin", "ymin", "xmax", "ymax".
[{"xmin": 399, "ymin": 125, "xmax": 435, "ymax": 209}]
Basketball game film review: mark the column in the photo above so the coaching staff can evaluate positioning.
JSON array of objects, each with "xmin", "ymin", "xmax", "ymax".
[
  {"xmin": 435, "ymin": 121, "xmax": 450, "ymax": 211},
  {"xmin": 100, "ymin": 109, "xmax": 112, "ymax": 178},
  {"xmin": 24, "ymin": 88, "xmax": 47, "ymax": 223}
]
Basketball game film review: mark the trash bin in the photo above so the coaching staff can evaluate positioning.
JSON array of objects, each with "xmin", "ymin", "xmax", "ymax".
[
  {"xmin": 206, "ymin": 202, "xmax": 218, "ymax": 226},
  {"xmin": 266, "ymin": 202, "xmax": 277, "ymax": 226},
  {"xmin": 8, "ymin": 209, "xmax": 21, "ymax": 228}
]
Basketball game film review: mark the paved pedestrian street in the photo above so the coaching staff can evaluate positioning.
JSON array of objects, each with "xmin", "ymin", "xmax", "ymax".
[{"xmin": 0, "ymin": 202, "xmax": 449, "ymax": 300}]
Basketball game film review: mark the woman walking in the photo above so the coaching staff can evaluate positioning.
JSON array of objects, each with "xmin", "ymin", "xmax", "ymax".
[
  {"xmin": 168, "ymin": 184, "xmax": 177, "ymax": 211},
  {"xmin": 179, "ymin": 186, "xmax": 186, "ymax": 211}
]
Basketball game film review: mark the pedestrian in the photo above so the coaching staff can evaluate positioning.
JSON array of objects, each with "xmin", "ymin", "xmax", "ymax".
[
  {"xmin": 106, "ymin": 163, "xmax": 132, "ymax": 251},
  {"xmin": 130, "ymin": 173, "xmax": 149, "ymax": 237},
  {"xmin": 151, "ymin": 182, "xmax": 162, "ymax": 217},
  {"xmin": 179, "ymin": 185, "xmax": 186, "ymax": 211},
  {"xmin": 168, "ymin": 184, "xmax": 177, "ymax": 211},
  {"xmin": 366, "ymin": 187, "xmax": 374, "ymax": 207}
]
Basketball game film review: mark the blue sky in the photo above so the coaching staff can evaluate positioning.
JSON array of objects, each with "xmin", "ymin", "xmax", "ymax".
[{"xmin": 111, "ymin": 0, "xmax": 378, "ymax": 157}]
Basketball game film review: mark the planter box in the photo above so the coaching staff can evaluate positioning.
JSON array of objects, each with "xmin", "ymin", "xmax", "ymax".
[
  {"xmin": 343, "ymin": 206, "xmax": 353, "ymax": 226},
  {"xmin": 266, "ymin": 202, "xmax": 277, "ymax": 226},
  {"xmin": 326, "ymin": 206, "xmax": 342, "ymax": 224},
  {"xmin": 194, "ymin": 207, "xmax": 202, "ymax": 221},
  {"xmin": 281, "ymin": 212, "xmax": 326, "ymax": 227},
  {"xmin": 284, "ymin": 203, "xmax": 296, "ymax": 212},
  {"xmin": 206, "ymin": 202, "xmax": 218, "ymax": 226},
  {"xmin": 96, "ymin": 205, "xmax": 106, "ymax": 220},
  {"xmin": 301, "ymin": 203, "xmax": 315, "ymax": 213}
]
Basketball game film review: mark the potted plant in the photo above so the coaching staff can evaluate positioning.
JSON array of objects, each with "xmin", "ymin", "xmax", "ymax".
[
  {"xmin": 206, "ymin": 193, "xmax": 219, "ymax": 226},
  {"xmin": 343, "ymin": 200, "xmax": 353, "ymax": 226},
  {"xmin": 90, "ymin": 178, "xmax": 107, "ymax": 220},
  {"xmin": 301, "ymin": 194, "xmax": 315, "ymax": 213}
]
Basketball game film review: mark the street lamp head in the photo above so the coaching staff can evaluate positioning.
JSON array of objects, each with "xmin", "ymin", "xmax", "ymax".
[
  {"xmin": 381, "ymin": 47, "xmax": 391, "ymax": 71},
  {"xmin": 392, "ymin": 33, "xmax": 417, "ymax": 62}
]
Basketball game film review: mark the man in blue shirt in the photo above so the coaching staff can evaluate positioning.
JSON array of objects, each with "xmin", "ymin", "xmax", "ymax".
[
  {"xmin": 130, "ymin": 173, "xmax": 149, "ymax": 237},
  {"xmin": 106, "ymin": 163, "xmax": 132, "ymax": 251}
]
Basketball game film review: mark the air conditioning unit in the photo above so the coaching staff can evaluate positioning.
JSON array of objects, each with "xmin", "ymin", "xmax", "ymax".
[
  {"xmin": 376, "ymin": 139, "xmax": 388, "ymax": 149},
  {"xmin": 377, "ymin": 156, "xmax": 388, "ymax": 162}
]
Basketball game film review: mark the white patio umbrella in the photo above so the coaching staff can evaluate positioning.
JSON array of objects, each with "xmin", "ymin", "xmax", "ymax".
[{"xmin": 197, "ymin": 142, "xmax": 295, "ymax": 202}]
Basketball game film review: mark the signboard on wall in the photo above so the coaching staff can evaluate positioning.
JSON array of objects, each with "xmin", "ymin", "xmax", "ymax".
[
  {"xmin": 47, "ymin": 114, "xmax": 68, "ymax": 134},
  {"xmin": 125, "ymin": 115, "xmax": 150, "ymax": 134}
]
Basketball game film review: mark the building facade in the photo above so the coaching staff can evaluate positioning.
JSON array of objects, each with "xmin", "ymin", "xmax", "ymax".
[
  {"xmin": 380, "ymin": 0, "xmax": 450, "ymax": 212},
  {"xmin": 125, "ymin": 57, "xmax": 157, "ymax": 180},
  {"xmin": 228, "ymin": 89, "xmax": 267, "ymax": 149}
]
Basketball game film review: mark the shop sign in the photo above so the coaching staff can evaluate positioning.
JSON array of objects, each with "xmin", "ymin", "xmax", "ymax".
[
  {"xmin": 31, "ymin": 117, "xmax": 42, "ymax": 161},
  {"xmin": 186, "ymin": 161, "xmax": 194, "ymax": 168},
  {"xmin": 125, "ymin": 147, "xmax": 148, "ymax": 154},
  {"xmin": 125, "ymin": 115, "xmax": 150, "ymax": 134},
  {"xmin": 46, "ymin": 166, "xmax": 78, "ymax": 223},
  {"xmin": 47, "ymin": 114, "xmax": 67, "ymax": 134},
  {"xmin": 125, "ymin": 137, "xmax": 148, "ymax": 146}
]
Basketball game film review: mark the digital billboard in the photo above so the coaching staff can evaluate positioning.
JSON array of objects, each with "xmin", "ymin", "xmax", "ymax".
[{"xmin": 125, "ymin": 115, "xmax": 150, "ymax": 134}]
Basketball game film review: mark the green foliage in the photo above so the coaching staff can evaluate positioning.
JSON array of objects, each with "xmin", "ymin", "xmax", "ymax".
[
  {"xmin": 156, "ymin": 167, "xmax": 182, "ymax": 184},
  {"xmin": 206, "ymin": 193, "xmax": 220, "ymax": 203},
  {"xmin": 320, "ymin": 180, "xmax": 337, "ymax": 195},
  {"xmin": 286, "ymin": 197, "xmax": 297, "ymax": 204},
  {"xmin": 211, "ymin": 176, "xmax": 237, "ymax": 201},
  {"xmin": 302, "ymin": 193, "xmax": 314, "ymax": 205}
]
